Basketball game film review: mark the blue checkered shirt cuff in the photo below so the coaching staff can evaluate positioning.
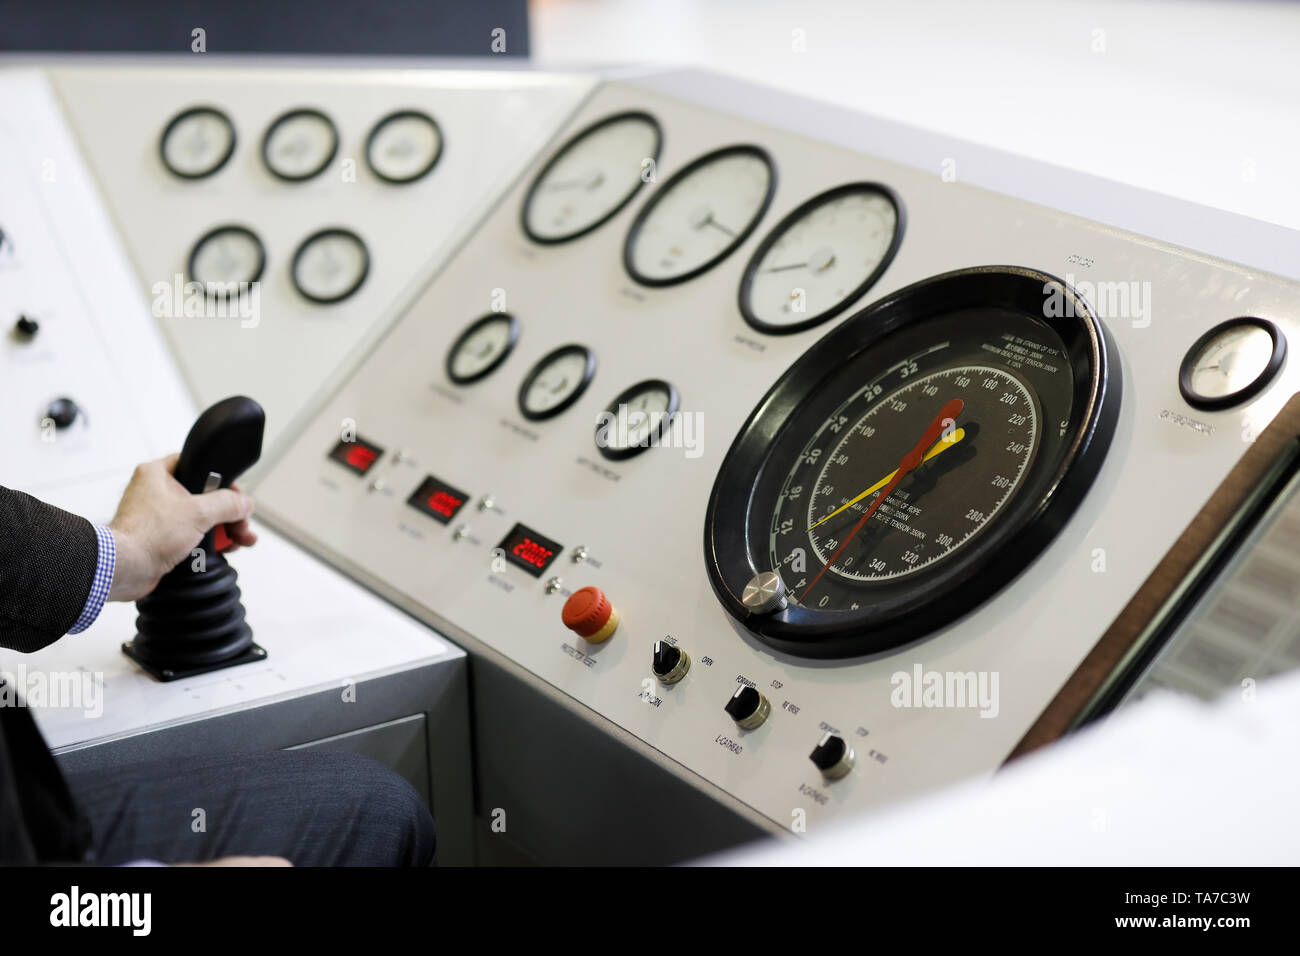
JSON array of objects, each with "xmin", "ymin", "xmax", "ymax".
[{"xmin": 68, "ymin": 524, "xmax": 115, "ymax": 634}]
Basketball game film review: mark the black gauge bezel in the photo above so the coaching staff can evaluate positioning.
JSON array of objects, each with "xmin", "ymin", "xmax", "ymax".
[
  {"xmin": 365, "ymin": 109, "xmax": 444, "ymax": 185},
  {"xmin": 596, "ymin": 378, "xmax": 681, "ymax": 461},
  {"xmin": 261, "ymin": 107, "xmax": 339, "ymax": 183},
  {"xmin": 517, "ymin": 344, "xmax": 597, "ymax": 421},
  {"xmin": 187, "ymin": 224, "xmax": 266, "ymax": 300},
  {"xmin": 445, "ymin": 312, "xmax": 520, "ymax": 385},
  {"xmin": 623, "ymin": 144, "xmax": 777, "ymax": 288},
  {"xmin": 738, "ymin": 181, "xmax": 905, "ymax": 335},
  {"xmin": 159, "ymin": 105, "xmax": 237, "ymax": 181},
  {"xmin": 1178, "ymin": 316, "xmax": 1287, "ymax": 411},
  {"xmin": 290, "ymin": 227, "xmax": 370, "ymax": 304},
  {"xmin": 521, "ymin": 110, "xmax": 663, "ymax": 245},
  {"xmin": 704, "ymin": 266, "xmax": 1121, "ymax": 659}
]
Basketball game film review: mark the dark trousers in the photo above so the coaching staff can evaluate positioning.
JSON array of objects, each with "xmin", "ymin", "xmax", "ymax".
[{"xmin": 65, "ymin": 750, "xmax": 436, "ymax": 866}]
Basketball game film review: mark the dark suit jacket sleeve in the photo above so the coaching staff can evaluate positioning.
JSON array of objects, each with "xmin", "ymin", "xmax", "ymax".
[{"xmin": 0, "ymin": 486, "xmax": 98, "ymax": 652}]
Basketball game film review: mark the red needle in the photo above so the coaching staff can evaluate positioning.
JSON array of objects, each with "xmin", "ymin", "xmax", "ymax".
[{"xmin": 799, "ymin": 397, "xmax": 964, "ymax": 603}]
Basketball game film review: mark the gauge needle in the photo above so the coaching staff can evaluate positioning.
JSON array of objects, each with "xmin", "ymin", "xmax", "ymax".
[
  {"xmin": 798, "ymin": 398, "xmax": 964, "ymax": 602},
  {"xmin": 806, "ymin": 427, "xmax": 965, "ymax": 532}
]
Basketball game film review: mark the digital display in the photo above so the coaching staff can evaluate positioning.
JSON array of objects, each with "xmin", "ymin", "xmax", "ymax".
[
  {"xmin": 406, "ymin": 474, "xmax": 470, "ymax": 525},
  {"xmin": 328, "ymin": 436, "xmax": 384, "ymax": 475},
  {"xmin": 497, "ymin": 522, "xmax": 562, "ymax": 577}
]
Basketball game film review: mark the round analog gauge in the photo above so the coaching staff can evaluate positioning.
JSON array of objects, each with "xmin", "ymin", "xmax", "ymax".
[
  {"xmin": 522, "ymin": 111, "xmax": 662, "ymax": 244},
  {"xmin": 596, "ymin": 379, "xmax": 681, "ymax": 461},
  {"xmin": 739, "ymin": 183, "xmax": 903, "ymax": 334},
  {"xmin": 160, "ymin": 106, "xmax": 236, "ymax": 180},
  {"xmin": 366, "ymin": 110, "xmax": 443, "ymax": 184},
  {"xmin": 1179, "ymin": 317, "xmax": 1286, "ymax": 410},
  {"xmin": 446, "ymin": 313, "xmax": 520, "ymax": 384},
  {"xmin": 518, "ymin": 344, "xmax": 597, "ymax": 420},
  {"xmin": 262, "ymin": 108, "xmax": 338, "ymax": 182},
  {"xmin": 705, "ymin": 266, "xmax": 1121, "ymax": 658},
  {"xmin": 624, "ymin": 145, "xmax": 775, "ymax": 287},
  {"xmin": 290, "ymin": 228, "xmax": 369, "ymax": 304},
  {"xmin": 187, "ymin": 225, "xmax": 266, "ymax": 298}
]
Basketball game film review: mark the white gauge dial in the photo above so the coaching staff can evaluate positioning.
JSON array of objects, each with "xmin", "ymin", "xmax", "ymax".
[
  {"xmin": 741, "ymin": 184, "xmax": 901, "ymax": 332},
  {"xmin": 523, "ymin": 112, "xmax": 661, "ymax": 243},
  {"xmin": 366, "ymin": 110, "xmax": 443, "ymax": 184},
  {"xmin": 625, "ymin": 146, "xmax": 773, "ymax": 286},
  {"xmin": 519, "ymin": 345, "xmax": 595, "ymax": 420},
  {"xmin": 262, "ymin": 109, "xmax": 338, "ymax": 182},
  {"xmin": 596, "ymin": 379, "xmax": 680, "ymax": 460},
  {"xmin": 1180, "ymin": 318, "xmax": 1285, "ymax": 408},
  {"xmin": 291, "ymin": 229, "xmax": 369, "ymax": 304},
  {"xmin": 447, "ymin": 313, "xmax": 519, "ymax": 384},
  {"xmin": 160, "ymin": 107, "xmax": 236, "ymax": 179},
  {"xmin": 188, "ymin": 226, "xmax": 265, "ymax": 295}
]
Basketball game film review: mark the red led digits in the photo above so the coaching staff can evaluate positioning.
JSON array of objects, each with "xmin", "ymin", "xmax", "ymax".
[
  {"xmin": 328, "ymin": 436, "xmax": 385, "ymax": 475},
  {"xmin": 406, "ymin": 474, "xmax": 471, "ymax": 525},
  {"xmin": 498, "ymin": 523, "xmax": 563, "ymax": 577}
]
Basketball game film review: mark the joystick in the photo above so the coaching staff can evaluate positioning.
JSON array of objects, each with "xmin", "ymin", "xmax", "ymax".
[{"xmin": 122, "ymin": 396, "xmax": 266, "ymax": 681}]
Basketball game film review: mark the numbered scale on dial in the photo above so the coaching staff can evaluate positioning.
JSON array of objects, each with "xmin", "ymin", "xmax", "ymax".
[{"xmin": 705, "ymin": 267, "xmax": 1121, "ymax": 657}]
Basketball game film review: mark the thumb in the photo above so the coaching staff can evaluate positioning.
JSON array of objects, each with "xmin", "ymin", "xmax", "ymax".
[{"xmin": 195, "ymin": 488, "xmax": 253, "ymax": 529}]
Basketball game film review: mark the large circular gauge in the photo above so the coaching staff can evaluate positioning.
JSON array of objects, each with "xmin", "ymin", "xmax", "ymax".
[
  {"xmin": 1178, "ymin": 317, "xmax": 1286, "ymax": 410},
  {"xmin": 366, "ymin": 110, "xmax": 443, "ymax": 184},
  {"xmin": 522, "ymin": 111, "xmax": 662, "ymax": 244},
  {"xmin": 262, "ymin": 108, "xmax": 338, "ymax": 182},
  {"xmin": 739, "ymin": 183, "xmax": 903, "ymax": 334},
  {"xmin": 705, "ymin": 266, "xmax": 1121, "ymax": 658},
  {"xmin": 290, "ymin": 228, "xmax": 369, "ymax": 304},
  {"xmin": 188, "ymin": 225, "xmax": 266, "ymax": 298},
  {"xmin": 446, "ymin": 313, "xmax": 520, "ymax": 384},
  {"xmin": 160, "ymin": 106, "xmax": 236, "ymax": 180},
  {"xmin": 518, "ymin": 344, "xmax": 597, "ymax": 420},
  {"xmin": 596, "ymin": 379, "xmax": 680, "ymax": 460},
  {"xmin": 624, "ymin": 145, "xmax": 775, "ymax": 287}
]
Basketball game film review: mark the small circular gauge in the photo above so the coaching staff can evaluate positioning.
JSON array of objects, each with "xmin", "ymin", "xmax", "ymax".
[
  {"xmin": 739, "ymin": 183, "xmax": 904, "ymax": 334},
  {"xmin": 446, "ymin": 313, "xmax": 519, "ymax": 384},
  {"xmin": 187, "ymin": 225, "xmax": 266, "ymax": 298},
  {"xmin": 522, "ymin": 111, "xmax": 662, "ymax": 244},
  {"xmin": 159, "ymin": 106, "xmax": 236, "ymax": 180},
  {"xmin": 518, "ymin": 344, "xmax": 597, "ymax": 420},
  {"xmin": 262, "ymin": 108, "xmax": 338, "ymax": 182},
  {"xmin": 624, "ymin": 145, "xmax": 775, "ymax": 287},
  {"xmin": 705, "ymin": 266, "xmax": 1121, "ymax": 659},
  {"xmin": 596, "ymin": 379, "xmax": 680, "ymax": 461},
  {"xmin": 1179, "ymin": 317, "xmax": 1286, "ymax": 410},
  {"xmin": 290, "ymin": 228, "xmax": 369, "ymax": 304},
  {"xmin": 366, "ymin": 110, "xmax": 443, "ymax": 184}
]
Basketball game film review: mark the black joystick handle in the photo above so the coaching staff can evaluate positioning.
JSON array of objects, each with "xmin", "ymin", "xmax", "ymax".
[{"xmin": 126, "ymin": 396, "xmax": 266, "ymax": 681}]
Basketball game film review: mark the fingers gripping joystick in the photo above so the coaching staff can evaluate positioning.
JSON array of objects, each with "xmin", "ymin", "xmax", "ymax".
[{"xmin": 123, "ymin": 397, "xmax": 266, "ymax": 681}]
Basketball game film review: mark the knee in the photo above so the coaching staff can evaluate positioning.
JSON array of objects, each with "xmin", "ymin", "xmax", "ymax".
[{"xmin": 315, "ymin": 752, "xmax": 437, "ymax": 867}]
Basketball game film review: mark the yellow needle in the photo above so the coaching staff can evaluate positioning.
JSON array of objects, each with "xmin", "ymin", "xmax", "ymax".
[{"xmin": 806, "ymin": 428, "xmax": 965, "ymax": 532}]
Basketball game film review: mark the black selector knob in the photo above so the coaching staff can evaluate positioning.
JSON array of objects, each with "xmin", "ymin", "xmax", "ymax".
[
  {"xmin": 124, "ymin": 396, "xmax": 266, "ymax": 681},
  {"xmin": 724, "ymin": 684, "xmax": 771, "ymax": 730},
  {"xmin": 809, "ymin": 732, "xmax": 855, "ymax": 780},
  {"xmin": 651, "ymin": 640, "xmax": 690, "ymax": 684},
  {"xmin": 14, "ymin": 314, "xmax": 39, "ymax": 339},
  {"xmin": 44, "ymin": 396, "xmax": 79, "ymax": 429}
]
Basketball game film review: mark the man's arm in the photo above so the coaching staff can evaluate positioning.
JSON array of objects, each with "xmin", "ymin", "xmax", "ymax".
[
  {"xmin": 0, "ymin": 488, "xmax": 99, "ymax": 652},
  {"xmin": 1, "ymin": 456, "xmax": 255, "ymax": 653}
]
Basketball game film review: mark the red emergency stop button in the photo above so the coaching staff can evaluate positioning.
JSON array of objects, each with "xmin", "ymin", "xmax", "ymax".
[{"xmin": 562, "ymin": 586, "xmax": 620, "ymax": 643}]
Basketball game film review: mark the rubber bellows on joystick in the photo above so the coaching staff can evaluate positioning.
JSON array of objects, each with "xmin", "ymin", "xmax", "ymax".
[{"xmin": 123, "ymin": 396, "xmax": 266, "ymax": 681}]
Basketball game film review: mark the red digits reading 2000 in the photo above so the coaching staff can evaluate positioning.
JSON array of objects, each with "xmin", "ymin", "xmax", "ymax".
[
  {"xmin": 427, "ymin": 491, "xmax": 462, "ymax": 517},
  {"xmin": 512, "ymin": 537, "xmax": 553, "ymax": 567}
]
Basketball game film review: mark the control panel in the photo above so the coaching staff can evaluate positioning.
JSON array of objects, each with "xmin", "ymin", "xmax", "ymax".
[
  {"xmin": 49, "ymin": 63, "xmax": 593, "ymax": 452},
  {"xmin": 255, "ymin": 73, "xmax": 1300, "ymax": 834}
]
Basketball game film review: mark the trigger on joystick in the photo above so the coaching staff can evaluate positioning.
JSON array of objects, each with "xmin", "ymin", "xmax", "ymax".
[{"xmin": 122, "ymin": 396, "xmax": 267, "ymax": 681}]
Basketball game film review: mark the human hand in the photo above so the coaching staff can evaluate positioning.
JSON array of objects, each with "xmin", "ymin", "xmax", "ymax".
[{"xmin": 107, "ymin": 454, "xmax": 257, "ymax": 602}]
